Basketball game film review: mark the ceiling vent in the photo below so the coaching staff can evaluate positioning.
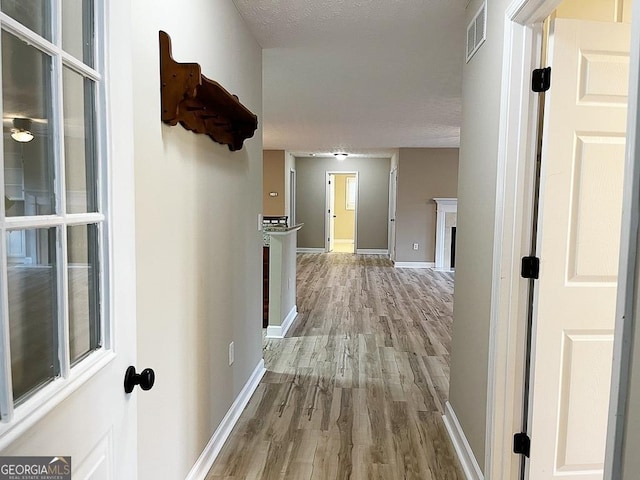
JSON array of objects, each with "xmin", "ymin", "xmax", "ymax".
[{"xmin": 466, "ymin": 1, "xmax": 487, "ymax": 63}]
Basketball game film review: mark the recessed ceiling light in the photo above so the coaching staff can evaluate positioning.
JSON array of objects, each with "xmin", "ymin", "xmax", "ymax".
[{"xmin": 334, "ymin": 152, "xmax": 348, "ymax": 160}]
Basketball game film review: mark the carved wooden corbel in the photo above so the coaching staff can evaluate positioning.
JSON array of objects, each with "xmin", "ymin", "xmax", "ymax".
[{"xmin": 159, "ymin": 31, "xmax": 258, "ymax": 151}]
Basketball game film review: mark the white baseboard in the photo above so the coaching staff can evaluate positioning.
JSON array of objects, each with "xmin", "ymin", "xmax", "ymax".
[
  {"xmin": 394, "ymin": 261, "xmax": 435, "ymax": 269},
  {"xmin": 185, "ymin": 359, "xmax": 266, "ymax": 480},
  {"xmin": 297, "ymin": 248, "xmax": 325, "ymax": 253},
  {"xmin": 443, "ymin": 402, "xmax": 484, "ymax": 480},
  {"xmin": 356, "ymin": 249, "xmax": 389, "ymax": 255},
  {"xmin": 265, "ymin": 305, "xmax": 298, "ymax": 339}
]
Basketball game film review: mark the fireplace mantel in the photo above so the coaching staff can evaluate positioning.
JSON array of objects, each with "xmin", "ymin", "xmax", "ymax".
[{"xmin": 434, "ymin": 198, "xmax": 457, "ymax": 271}]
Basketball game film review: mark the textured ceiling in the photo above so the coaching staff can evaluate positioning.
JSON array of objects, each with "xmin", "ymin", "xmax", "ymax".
[{"xmin": 233, "ymin": 0, "xmax": 465, "ymax": 153}]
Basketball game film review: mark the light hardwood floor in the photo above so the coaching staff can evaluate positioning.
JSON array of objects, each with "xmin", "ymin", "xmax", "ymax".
[{"xmin": 208, "ymin": 253, "xmax": 463, "ymax": 480}]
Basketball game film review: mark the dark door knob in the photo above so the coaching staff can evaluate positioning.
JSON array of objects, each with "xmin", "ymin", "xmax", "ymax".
[
  {"xmin": 124, "ymin": 366, "xmax": 155, "ymax": 393},
  {"xmin": 390, "ymin": 219, "xmax": 395, "ymax": 222}
]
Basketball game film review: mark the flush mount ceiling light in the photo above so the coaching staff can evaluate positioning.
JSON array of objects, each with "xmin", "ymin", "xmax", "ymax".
[
  {"xmin": 10, "ymin": 118, "xmax": 34, "ymax": 143},
  {"xmin": 334, "ymin": 152, "xmax": 348, "ymax": 161}
]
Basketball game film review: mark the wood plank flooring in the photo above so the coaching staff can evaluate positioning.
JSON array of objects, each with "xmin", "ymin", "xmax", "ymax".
[{"xmin": 207, "ymin": 253, "xmax": 463, "ymax": 480}]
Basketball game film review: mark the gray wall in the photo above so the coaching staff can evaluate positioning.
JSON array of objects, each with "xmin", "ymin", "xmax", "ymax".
[
  {"xmin": 131, "ymin": 2, "xmax": 263, "ymax": 478},
  {"xmin": 448, "ymin": 0, "xmax": 511, "ymax": 470},
  {"xmin": 395, "ymin": 148, "xmax": 459, "ymax": 263},
  {"xmin": 295, "ymin": 156, "xmax": 390, "ymax": 250}
]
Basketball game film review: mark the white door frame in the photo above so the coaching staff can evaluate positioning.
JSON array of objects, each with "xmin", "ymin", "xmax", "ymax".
[
  {"xmin": 605, "ymin": 0, "xmax": 640, "ymax": 476},
  {"xmin": 289, "ymin": 168, "xmax": 296, "ymax": 225},
  {"xmin": 388, "ymin": 167, "xmax": 398, "ymax": 262},
  {"xmin": 486, "ymin": 0, "xmax": 640, "ymax": 478},
  {"xmin": 325, "ymin": 171, "xmax": 358, "ymax": 253}
]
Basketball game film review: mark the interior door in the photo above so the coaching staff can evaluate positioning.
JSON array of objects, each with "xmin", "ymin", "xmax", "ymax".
[
  {"xmin": 289, "ymin": 169, "xmax": 296, "ymax": 226},
  {"xmin": 328, "ymin": 174, "xmax": 335, "ymax": 252},
  {"xmin": 0, "ymin": 2, "xmax": 139, "ymax": 478},
  {"xmin": 527, "ymin": 18, "xmax": 630, "ymax": 479},
  {"xmin": 388, "ymin": 168, "xmax": 398, "ymax": 261}
]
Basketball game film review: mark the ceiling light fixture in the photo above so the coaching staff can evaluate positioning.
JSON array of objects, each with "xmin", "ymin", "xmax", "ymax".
[
  {"xmin": 10, "ymin": 118, "xmax": 34, "ymax": 143},
  {"xmin": 334, "ymin": 152, "xmax": 348, "ymax": 161}
]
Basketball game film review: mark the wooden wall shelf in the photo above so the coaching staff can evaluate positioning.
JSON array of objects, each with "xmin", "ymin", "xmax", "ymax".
[{"xmin": 159, "ymin": 31, "xmax": 258, "ymax": 151}]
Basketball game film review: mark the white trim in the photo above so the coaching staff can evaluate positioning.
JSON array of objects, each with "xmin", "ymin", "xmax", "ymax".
[
  {"xmin": 433, "ymin": 198, "xmax": 458, "ymax": 271},
  {"xmin": 355, "ymin": 249, "xmax": 389, "ymax": 255},
  {"xmin": 484, "ymin": 1, "xmax": 554, "ymax": 478},
  {"xmin": 185, "ymin": 359, "xmax": 267, "ymax": 480},
  {"xmin": 0, "ymin": 12, "xmax": 101, "ymax": 82},
  {"xmin": 388, "ymin": 165, "xmax": 398, "ymax": 262},
  {"xmin": 296, "ymin": 248, "xmax": 325, "ymax": 254},
  {"xmin": 288, "ymin": 166, "xmax": 296, "ymax": 225},
  {"xmin": 443, "ymin": 402, "xmax": 484, "ymax": 480},
  {"xmin": 265, "ymin": 306, "xmax": 298, "ymax": 339},
  {"xmin": 325, "ymin": 171, "xmax": 359, "ymax": 253},
  {"xmin": 606, "ymin": 0, "xmax": 640, "ymax": 476},
  {"xmin": 394, "ymin": 261, "xmax": 435, "ymax": 269}
]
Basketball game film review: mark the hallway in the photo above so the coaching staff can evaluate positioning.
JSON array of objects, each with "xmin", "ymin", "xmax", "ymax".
[{"xmin": 208, "ymin": 253, "xmax": 463, "ymax": 479}]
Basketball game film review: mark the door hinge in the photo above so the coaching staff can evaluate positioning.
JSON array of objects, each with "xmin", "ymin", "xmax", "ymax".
[
  {"xmin": 521, "ymin": 256, "xmax": 540, "ymax": 279},
  {"xmin": 532, "ymin": 67, "xmax": 551, "ymax": 93},
  {"xmin": 513, "ymin": 432, "xmax": 531, "ymax": 457}
]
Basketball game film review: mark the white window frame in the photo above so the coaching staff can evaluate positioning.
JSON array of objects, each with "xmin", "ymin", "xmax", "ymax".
[
  {"xmin": 0, "ymin": 0, "xmax": 113, "ymax": 438},
  {"xmin": 345, "ymin": 176, "xmax": 356, "ymax": 210}
]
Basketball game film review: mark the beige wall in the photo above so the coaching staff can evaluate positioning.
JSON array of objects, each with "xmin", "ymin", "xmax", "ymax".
[
  {"xmin": 131, "ymin": 1, "xmax": 263, "ymax": 478},
  {"xmin": 395, "ymin": 148, "xmax": 459, "ymax": 263},
  {"xmin": 449, "ymin": 0, "xmax": 512, "ymax": 470},
  {"xmin": 334, "ymin": 174, "xmax": 355, "ymax": 240},
  {"xmin": 263, "ymin": 150, "xmax": 285, "ymax": 216},
  {"xmin": 556, "ymin": 0, "xmax": 633, "ymax": 22}
]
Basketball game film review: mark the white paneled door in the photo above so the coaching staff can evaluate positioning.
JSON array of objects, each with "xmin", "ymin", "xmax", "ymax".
[
  {"xmin": 388, "ymin": 168, "xmax": 397, "ymax": 262},
  {"xmin": 527, "ymin": 18, "xmax": 630, "ymax": 479},
  {"xmin": 0, "ymin": 2, "xmax": 139, "ymax": 479},
  {"xmin": 329, "ymin": 174, "xmax": 336, "ymax": 252}
]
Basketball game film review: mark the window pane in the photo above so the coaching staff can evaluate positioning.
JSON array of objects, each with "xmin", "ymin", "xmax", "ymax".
[
  {"xmin": 7, "ymin": 227, "xmax": 59, "ymax": 403},
  {"xmin": 1, "ymin": 0, "xmax": 51, "ymax": 41},
  {"xmin": 2, "ymin": 31, "xmax": 55, "ymax": 217},
  {"xmin": 62, "ymin": 0, "xmax": 94, "ymax": 67},
  {"xmin": 67, "ymin": 224, "xmax": 100, "ymax": 364},
  {"xmin": 63, "ymin": 67, "xmax": 97, "ymax": 213}
]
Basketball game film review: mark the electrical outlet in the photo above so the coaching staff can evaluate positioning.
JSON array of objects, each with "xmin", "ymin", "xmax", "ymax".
[
  {"xmin": 228, "ymin": 342, "xmax": 234, "ymax": 366},
  {"xmin": 288, "ymin": 277, "xmax": 291, "ymax": 290},
  {"xmin": 413, "ymin": 243, "xmax": 419, "ymax": 250}
]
